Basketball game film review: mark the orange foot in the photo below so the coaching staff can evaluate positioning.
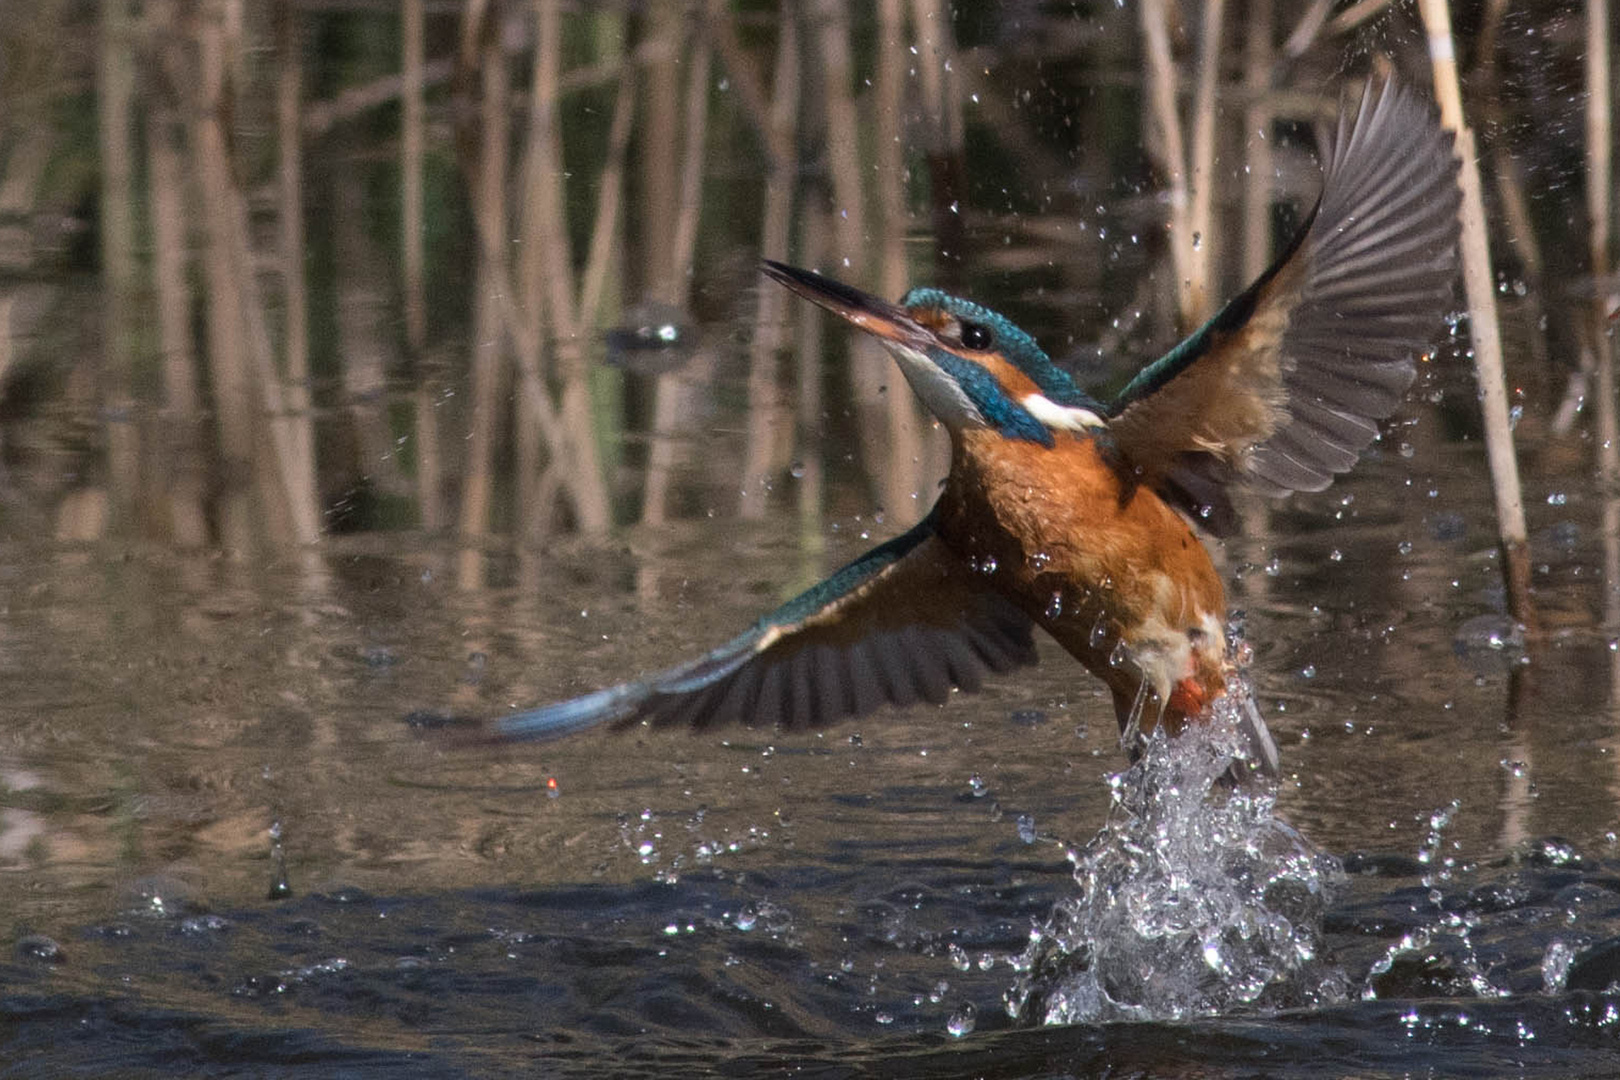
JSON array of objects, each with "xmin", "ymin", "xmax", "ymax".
[{"xmin": 1167, "ymin": 676, "xmax": 1210, "ymax": 720}]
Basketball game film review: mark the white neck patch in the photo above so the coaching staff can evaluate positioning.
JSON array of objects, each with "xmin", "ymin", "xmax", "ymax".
[{"xmin": 1020, "ymin": 393, "xmax": 1106, "ymax": 432}]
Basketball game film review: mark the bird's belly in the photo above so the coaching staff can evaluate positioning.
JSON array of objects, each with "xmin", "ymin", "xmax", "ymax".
[{"xmin": 940, "ymin": 431, "xmax": 1227, "ymax": 731}]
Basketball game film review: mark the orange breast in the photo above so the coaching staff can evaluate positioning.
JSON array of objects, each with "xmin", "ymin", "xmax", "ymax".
[{"xmin": 936, "ymin": 428, "xmax": 1227, "ymax": 734}]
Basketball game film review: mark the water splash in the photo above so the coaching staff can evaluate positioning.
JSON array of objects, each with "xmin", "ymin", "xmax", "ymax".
[
  {"xmin": 1362, "ymin": 801, "xmax": 1511, "ymax": 1001},
  {"xmin": 1005, "ymin": 671, "xmax": 1347, "ymax": 1024}
]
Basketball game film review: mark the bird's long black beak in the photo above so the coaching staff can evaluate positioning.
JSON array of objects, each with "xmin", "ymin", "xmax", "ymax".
[{"xmin": 760, "ymin": 260, "xmax": 934, "ymax": 351}]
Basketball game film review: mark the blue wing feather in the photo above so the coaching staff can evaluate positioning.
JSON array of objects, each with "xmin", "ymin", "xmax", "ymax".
[{"xmin": 491, "ymin": 508, "xmax": 1037, "ymax": 742}]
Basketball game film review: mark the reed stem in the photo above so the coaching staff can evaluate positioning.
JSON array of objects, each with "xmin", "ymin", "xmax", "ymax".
[{"xmin": 1417, "ymin": 0, "xmax": 1534, "ymax": 627}]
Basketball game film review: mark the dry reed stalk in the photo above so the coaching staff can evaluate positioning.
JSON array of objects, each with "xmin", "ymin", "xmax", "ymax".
[
  {"xmin": 1586, "ymin": 0, "xmax": 1618, "ymax": 722},
  {"xmin": 1138, "ymin": 0, "xmax": 1196, "ymax": 328},
  {"xmin": 1474, "ymin": 0, "xmax": 1552, "ymax": 391},
  {"xmin": 402, "ymin": 0, "xmax": 427, "ymax": 355},
  {"xmin": 512, "ymin": 16, "xmax": 548, "ymax": 547},
  {"xmin": 575, "ymin": 67, "xmax": 636, "ymax": 333},
  {"xmin": 168, "ymin": 0, "xmax": 321, "ymax": 548},
  {"xmin": 1325, "ymin": 0, "xmax": 1396, "ymax": 35},
  {"xmin": 401, "ymin": 0, "xmax": 442, "ymax": 530},
  {"xmin": 144, "ymin": 0, "xmax": 207, "ymax": 544},
  {"xmin": 275, "ymin": 1, "xmax": 315, "ymax": 505},
  {"xmin": 465, "ymin": 4, "xmax": 627, "ymax": 541},
  {"xmin": 910, "ymin": 0, "xmax": 966, "ymax": 289},
  {"xmin": 457, "ymin": 24, "xmax": 508, "ymax": 590},
  {"xmin": 1186, "ymin": 0, "xmax": 1225, "ymax": 323},
  {"xmin": 1608, "ymin": 497, "xmax": 1620, "ymax": 707},
  {"xmin": 797, "ymin": 207, "xmax": 829, "ymax": 576},
  {"xmin": 1416, "ymin": 0, "xmax": 1534, "ymax": 626},
  {"xmin": 145, "ymin": 117, "xmax": 195, "ymax": 418},
  {"xmin": 815, "ymin": 0, "xmax": 896, "ymax": 515},
  {"xmin": 529, "ymin": 0, "xmax": 611, "ymax": 534},
  {"xmin": 740, "ymin": 11, "xmax": 800, "ymax": 520},
  {"xmin": 1587, "ymin": 0, "xmax": 1615, "ymax": 489},
  {"xmin": 891, "ymin": 0, "xmax": 950, "ymax": 511},
  {"xmin": 0, "ymin": 295, "xmax": 12, "ymax": 412},
  {"xmin": 1280, "ymin": 0, "xmax": 1332, "ymax": 58},
  {"xmin": 875, "ymin": 0, "xmax": 907, "ymax": 301},
  {"xmin": 515, "ymin": 4, "xmax": 554, "ymax": 544},
  {"xmin": 811, "ymin": 0, "xmax": 867, "ymax": 268},
  {"xmin": 143, "ymin": 98, "xmax": 209, "ymax": 547},
  {"xmin": 190, "ymin": 4, "xmax": 268, "ymax": 550},
  {"xmin": 333, "ymin": 169, "xmax": 405, "ymax": 492},
  {"xmin": 1237, "ymin": 0, "xmax": 1275, "ymax": 598},
  {"xmin": 704, "ymin": 0, "xmax": 784, "ymax": 171},
  {"xmin": 0, "ymin": 129, "xmax": 51, "ymax": 215},
  {"xmin": 1241, "ymin": 0, "xmax": 1273, "ymax": 286},
  {"xmin": 640, "ymin": 37, "xmax": 712, "ymax": 527},
  {"xmin": 303, "ymin": 59, "xmax": 455, "ymax": 138},
  {"xmin": 98, "ymin": 0, "xmax": 139, "ymax": 532}
]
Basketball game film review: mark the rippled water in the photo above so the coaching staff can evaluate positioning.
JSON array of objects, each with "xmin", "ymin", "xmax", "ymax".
[
  {"xmin": 6, "ymin": 4, "xmax": 1620, "ymax": 1074},
  {"xmin": 5, "ymin": 398, "xmax": 1620, "ymax": 1075}
]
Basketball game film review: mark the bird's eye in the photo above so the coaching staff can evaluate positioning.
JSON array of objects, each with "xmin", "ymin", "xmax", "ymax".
[{"xmin": 958, "ymin": 321, "xmax": 994, "ymax": 350}]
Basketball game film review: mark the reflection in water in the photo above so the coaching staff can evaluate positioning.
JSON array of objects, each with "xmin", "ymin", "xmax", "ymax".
[{"xmin": 3, "ymin": 2, "xmax": 1620, "ymax": 1076}]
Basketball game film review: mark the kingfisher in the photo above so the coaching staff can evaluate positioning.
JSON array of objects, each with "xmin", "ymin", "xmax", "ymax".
[{"xmin": 482, "ymin": 79, "xmax": 1460, "ymax": 777}]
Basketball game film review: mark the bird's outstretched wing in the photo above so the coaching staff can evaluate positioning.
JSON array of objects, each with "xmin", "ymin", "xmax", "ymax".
[
  {"xmin": 1106, "ymin": 77, "xmax": 1461, "ymax": 532},
  {"xmin": 490, "ymin": 510, "xmax": 1037, "ymax": 742}
]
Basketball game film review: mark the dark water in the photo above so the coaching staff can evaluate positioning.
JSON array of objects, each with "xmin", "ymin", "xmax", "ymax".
[
  {"xmin": 5, "ymin": 2, "xmax": 1620, "ymax": 1076},
  {"xmin": 6, "ymin": 385, "xmax": 1620, "ymax": 1075}
]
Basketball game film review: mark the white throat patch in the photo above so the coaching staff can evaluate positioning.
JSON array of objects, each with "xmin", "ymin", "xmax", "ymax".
[
  {"xmin": 1020, "ymin": 393, "xmax": 1106, "ymax": 432},
  {"xmin": 878, "ymin": 340, "xmax": 987, "ymax": 432}
]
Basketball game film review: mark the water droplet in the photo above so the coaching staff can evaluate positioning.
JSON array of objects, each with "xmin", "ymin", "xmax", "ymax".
[
  {"xmin": 1328, "ymin": 549, "xmax": 1344, "ymax": 562},
  {"xmin": 1089, "ymin": 617, "xmax": 1110, "ymax": 649},
  {"xmin": 734, "ymin": 904, "xmax": 758, "ymax": 931},
  {"xmin": 946, "ymin": 1003, "xmax": 977, "ymax": 1037},
  {"xmin": 1546, "ymin": 491, "xmax": 1567, "ymax": 505},
  {"xmin": 789, "ymin": 461, "xmax": 806, "ymax": 479},
  {"xmin": 1045, "ymin": 592, "xmax": 1064, "ymax": 619},
  {"xmin": 1542, "ymin": 940, "xmax": 1575, "ymax": 994},
  {"xmin": 1300, "ymin": 664, "xmax": 1316, "ymax": 679}
]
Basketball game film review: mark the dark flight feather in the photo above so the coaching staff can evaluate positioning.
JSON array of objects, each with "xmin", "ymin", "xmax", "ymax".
[
  {"xmin": 491, "ymin": 509, "xmax": 1038, "ymax": 742},
  {"xmin": 1106, "ymin": 77, "xmax": 1461, "ymax": 530}
]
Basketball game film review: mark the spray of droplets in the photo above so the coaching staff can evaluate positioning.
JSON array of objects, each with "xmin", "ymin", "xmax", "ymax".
[{"xmin": 1005, "ymin": 661, "xmax": 1348, "ymax": 1024}]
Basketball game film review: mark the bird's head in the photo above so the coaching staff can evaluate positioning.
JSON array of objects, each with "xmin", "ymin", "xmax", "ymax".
[{"xmin": 762, "ymin": 261, "xmax": 1105, "ymax": 447}]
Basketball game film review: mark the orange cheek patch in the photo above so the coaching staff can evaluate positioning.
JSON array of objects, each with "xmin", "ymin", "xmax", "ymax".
[{"xmin": 977, "ymin": 354, "xmax": 1042, "ymax": 400}]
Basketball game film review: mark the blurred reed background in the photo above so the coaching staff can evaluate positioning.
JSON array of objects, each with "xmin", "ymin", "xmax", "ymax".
[{"xmin": 0, "ymin": 0, "xmax": 1613, "ymax": 601}]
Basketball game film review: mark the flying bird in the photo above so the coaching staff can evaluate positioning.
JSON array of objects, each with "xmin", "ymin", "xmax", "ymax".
[{"xmin": 481, "ymin": 78, "xmax": 1461, "ymax": 778}]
